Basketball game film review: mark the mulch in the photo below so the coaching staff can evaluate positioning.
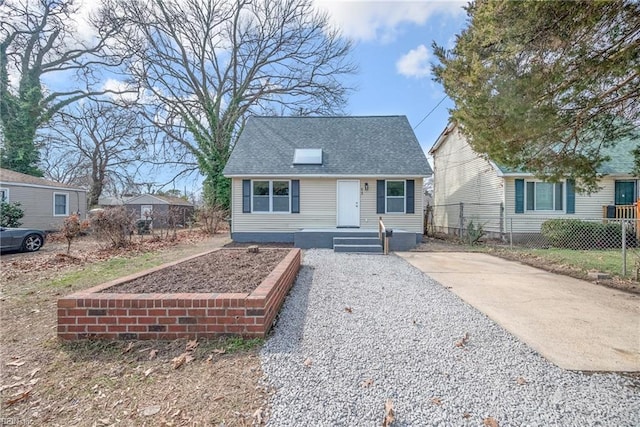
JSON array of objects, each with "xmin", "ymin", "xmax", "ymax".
[{"xmin": 102, "ymin": 249, "xmax": 290, "ymax": 294}]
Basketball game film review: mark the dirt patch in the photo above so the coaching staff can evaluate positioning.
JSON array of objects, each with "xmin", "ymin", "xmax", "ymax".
[
  {"xmin": 1, "ymin": 232, "xmax": 271, "ymax": 426},
  {"xmin": 224, "ymin": 241, "xmax": 294, "ymax": 249},
  {"xmin": 102, "ymin": 249, "xmax": 289, "ymax": 294}
]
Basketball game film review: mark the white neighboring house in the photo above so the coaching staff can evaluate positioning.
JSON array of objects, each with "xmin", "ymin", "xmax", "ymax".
[
  {"xmin": 0, "ymin": 168, "xmax": 87, "ymax": 231},
  {"xmin": 429, "ymin": 123, "xmax": 639, "ymax": 238}
]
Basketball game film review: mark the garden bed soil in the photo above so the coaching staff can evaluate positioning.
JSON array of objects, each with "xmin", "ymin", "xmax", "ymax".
[{"xmin": 101, "ymin": 249, "xmax": 289, "ymax": 294}]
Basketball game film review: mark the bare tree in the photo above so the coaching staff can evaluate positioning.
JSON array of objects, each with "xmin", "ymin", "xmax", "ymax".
[
  {"xmin": 43, "ymin": 101, "xmax": 146, "ymax": 207},
  {"xmin": 104, "ymin": 0, "xmax": 355, "ymax": 208},
  {"xmin": 0, "ymin": 0, "xmax": 132, "ymax": 176}
]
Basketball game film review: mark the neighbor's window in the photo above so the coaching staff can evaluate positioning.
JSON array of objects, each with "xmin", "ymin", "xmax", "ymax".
[
  {"xmin": 526, "ymin": 182, "xmax": 563, "ymax": 211},
  {"xmin": 386, "ymin": 180, "xmax": 405, "ymax": 213},
  {"xmin": 54, "ymin": 193, "xmax": 69, "ymax": 216},
  {"xmin": 252, "ymin": 180, "xmax": 290, "ymax": 213},
  {"xmin": 0, "ymin": 188, "xmax": 8, "ymax": 202}
]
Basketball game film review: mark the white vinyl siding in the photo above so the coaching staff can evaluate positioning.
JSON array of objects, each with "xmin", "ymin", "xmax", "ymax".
[
  {"xmin": 53, "ymin": 192, "xmax": 69, "ymax": 216},
  {"xmin": 430, "ymin": 127, "xmax": 504, "ymax": 234},
  {"xmin": 232, "ymin": 177, "xmax": 424, "ymax": 233},
  {"xmin": 504, "ymin": 177, "xmax": 626, "ymax": 233}
]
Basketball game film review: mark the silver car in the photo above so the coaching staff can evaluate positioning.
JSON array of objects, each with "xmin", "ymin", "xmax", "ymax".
[{"xmin": 0, "ymin": 227, "xmax": 45, "ymax": 252}]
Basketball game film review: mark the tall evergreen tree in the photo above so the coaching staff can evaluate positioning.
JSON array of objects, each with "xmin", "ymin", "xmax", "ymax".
[{"xmin": 433, "ymin": 0, "xmax": 640, "ymax": 192}]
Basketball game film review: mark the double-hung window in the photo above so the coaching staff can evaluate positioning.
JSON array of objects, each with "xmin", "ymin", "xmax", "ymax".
[
  {"xmin": 386, "ymin": 180, "xmax": 405, "ymax": 213},
  {"xmin": 526, "ymin": 182, "xmax": 563, "ymax": 211},
  {"xmin": 252, "ymin": 180, "xmax": 290, "ymax": 213},
  {"xmin": 54, "ymin": 192, "xmax": 69, "ymax": 216},
  {"xmin": 0, "ymin": 188, "xmax": 8, "ymax": 202}
]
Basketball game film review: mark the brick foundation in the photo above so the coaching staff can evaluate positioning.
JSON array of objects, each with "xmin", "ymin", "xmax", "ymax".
[{"xmin": 57, "ymin": 248, "xmax": 301, "ymax": 340}]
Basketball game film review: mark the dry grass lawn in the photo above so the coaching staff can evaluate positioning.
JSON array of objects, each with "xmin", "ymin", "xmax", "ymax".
[{"xmin": 0, "ymin": 231, "xmax": 270, "ymax": 426}]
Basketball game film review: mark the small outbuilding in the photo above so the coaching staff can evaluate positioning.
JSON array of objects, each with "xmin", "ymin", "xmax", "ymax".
[{"xmin": 124, "ymin": 194, "xmax": 195, "ymax": 229}]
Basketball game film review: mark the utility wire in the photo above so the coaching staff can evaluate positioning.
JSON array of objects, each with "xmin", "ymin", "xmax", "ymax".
[{"xmin": 413, "ymin": 95, "xmax": 447, "ymax": 130}]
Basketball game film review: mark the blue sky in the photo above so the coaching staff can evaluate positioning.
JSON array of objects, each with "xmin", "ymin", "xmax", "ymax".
[
  {"xmin": 34, "ymin": 0, "xmax": 469, "ymax": 193},
  {"xmin": 316, "ymin": 0, "xmax": 468, "ymax": 154}
]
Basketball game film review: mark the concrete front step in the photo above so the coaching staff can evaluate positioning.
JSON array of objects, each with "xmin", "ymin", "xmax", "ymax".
[
  {"xmin": 333, "ymin": 237, "xmax": 381, "ymax": 246},
  {"xmin": 334, "ymin": 244, "xmax": 383, "ymax": 253}
]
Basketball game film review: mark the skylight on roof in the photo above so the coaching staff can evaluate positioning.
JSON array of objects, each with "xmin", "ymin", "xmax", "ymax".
[{"xmin": 293, "ymin": 148, "xmax": 323, "ymax": 165}]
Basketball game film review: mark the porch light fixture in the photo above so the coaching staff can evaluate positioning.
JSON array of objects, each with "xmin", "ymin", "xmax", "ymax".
[{"xmin": 364, "ymin": 182, "xmax": 369, "ymax": 191}]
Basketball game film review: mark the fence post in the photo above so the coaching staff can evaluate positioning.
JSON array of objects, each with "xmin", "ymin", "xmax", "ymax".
[
  {"xmin": 622, "ymin": 219, "xmax": 627, "ymax": 276},
  {"xmin": 510, "ymin": 218, "xmax": 513, "ymax": 249},
  {"xmin": 499, "ymin": 202, "xmax": 505, "ymax": 239},
  {"xmin": 459, "ymin": 202, "xmax": 464, "ymax": 238}
]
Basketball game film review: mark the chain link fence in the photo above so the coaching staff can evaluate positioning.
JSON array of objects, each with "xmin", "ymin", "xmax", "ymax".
[{"xmin": 425, "ymin": 203, "xmax": 640, "ymax": 279}]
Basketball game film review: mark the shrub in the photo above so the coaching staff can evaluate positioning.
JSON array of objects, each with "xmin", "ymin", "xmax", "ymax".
[
  {"xmin": 61, "ymin": 214, "xmax": 90, "ymax": 254},
  {"xmin": 197, "ymin": 205, "xmax": 228, "ymax": 235},
  {"xmin": 541, "ymin": 219, "xmax": 625, "ymax": 249},
  {"xmin": 466, "ymin": 220, "xmax": 485, "ymax": 245},
  {"xmin": 90, "ymin": 206, "xmax": 136, "ymax": 248},
  {"xmin": 1, "ymin": 201, "xmax": 24, "ymax": 227}
]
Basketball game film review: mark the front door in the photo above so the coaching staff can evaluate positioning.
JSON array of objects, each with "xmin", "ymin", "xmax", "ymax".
[
  {"xmin": 337, "ymin": 180, "xmax": 360, "ymax": 227},
  {"xmin": 615, "ymin": 181, "xmax": 636, "ymax": 205}
]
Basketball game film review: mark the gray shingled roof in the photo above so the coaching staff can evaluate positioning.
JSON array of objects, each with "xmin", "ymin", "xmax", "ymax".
[
  {"xmin": 223, "ymin": 116, "xmax": 432, "ymax": 176},
  {"xmin": 493, "ymin": 129, "xmax": 639, "ymax": 176},
  {"xmin": 0, "ymin": 168, "xmax": 85, "ymax": 190}
]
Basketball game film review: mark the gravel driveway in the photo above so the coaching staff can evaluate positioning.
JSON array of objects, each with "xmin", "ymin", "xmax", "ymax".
[{"xmin": 261, "ymin": 250, "xmax": 639, "ymax": 426}]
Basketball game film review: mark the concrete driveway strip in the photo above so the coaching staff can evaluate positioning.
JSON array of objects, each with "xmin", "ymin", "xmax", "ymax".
[{"xmin": 397, "ymin": 251, "xmax": 640, "ymax": 372}]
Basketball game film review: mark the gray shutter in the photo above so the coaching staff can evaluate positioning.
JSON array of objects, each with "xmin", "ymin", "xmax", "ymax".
[
  {"xmin": 405, "ymin": 179, "xmax": 415, "ymax": 214},
  {"xmin": 376, "ymin": 180, "xmax": 385, "ymax": 214},
  {"xmin": 291, "ymin": 180, "xmax": 300, "ymax": 213},
  {"xmin": 566, "ymin": 179, "xmax": 575, "ymax": 214},
  {"xmin": 242, "ymin": 180, "xmax": 251, "ymax": 213},
  {"xmin": 515, "ymin": 179, "xmax": 524, "ymax": 213}
]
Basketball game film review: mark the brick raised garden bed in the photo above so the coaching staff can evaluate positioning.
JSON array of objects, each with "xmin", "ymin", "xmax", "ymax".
[{"xmin": 57, "ymin": 248, "xmax": 301, "ymax": 340}]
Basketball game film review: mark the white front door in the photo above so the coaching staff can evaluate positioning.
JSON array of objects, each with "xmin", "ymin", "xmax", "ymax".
[{"xmin": 337, "ymin": 180, "xmax": 360, "ymax": 227}]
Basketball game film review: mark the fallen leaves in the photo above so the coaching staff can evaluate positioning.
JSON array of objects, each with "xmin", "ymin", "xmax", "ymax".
[
  {"xmin": 382, "ymin": 399, "xmax": 395, "ymax": 427},
  {"xmin": 172, "ymin": 353, "xmax": 194, "ymax": 370},
  {"xmin": 360, "ymin": 378, "xmax": 374, "ymax": 388},
  {"xmin": 185, "ymin": 339, "xmax": 199, "ymax": 352},
  {"xmin": 122, "ymin": 342, "xmax": 134, "ymax": 354},
  {"xmin": 430, "ymin": 397, "xmax": 443, "ymax": 406},
  {"xmin": 303, "ymin": 357, "xmax": 313, "ymax": 367},
  {"xmin": 141, "ymin": 405, "xmax": 161, "ymax": 416},
  {"xmin": 455, "ymin": 332, "xmax": 470, "ymax": 348},
  {"xmin": 4, "ymin": 389, "xmax": 31, "ymax": 406},
  {"xmin": 483, "ymin": 416, "xmax": 499, "ymax": 427},
  {"xmin": 253, "ymin": 407, "xmax": 264, "ymax": 424},
  {"xmin": 516, "ymin": 376, "xmax": 527, "ymax": 385},
  {"xmin": 345, "ymin": 307, "xmax": 353, "ymax": 313}
]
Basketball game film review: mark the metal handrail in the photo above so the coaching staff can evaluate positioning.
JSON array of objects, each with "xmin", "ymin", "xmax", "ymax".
[{"xmin": 378, "ymin": 216, "xmax": 389, "ymax": 255}]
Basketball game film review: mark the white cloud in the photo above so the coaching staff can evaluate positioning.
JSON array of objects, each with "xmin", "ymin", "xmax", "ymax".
[
  {"xmin": 102, "ymin": 79, "xmax": 139, "ymax": 102},
  {"xmin": 314, "ymin": 0, "xmax": 465, "ymax": 43},
  {"xmin": 396, "ymin": 44, "xmax": 431, "ymax": 78}
]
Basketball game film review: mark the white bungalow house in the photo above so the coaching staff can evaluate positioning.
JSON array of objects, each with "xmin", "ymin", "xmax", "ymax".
[
  {"xmin": 0, "ymin": 168, "xmax": 87, "ymax": 231},
  {"xmin": 429, "ymin": 123, "xmax": 639, "ymax": 239},
  {"xmin": 222, "ymin": 116, "xmax": 433, "ymax": 251}
]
